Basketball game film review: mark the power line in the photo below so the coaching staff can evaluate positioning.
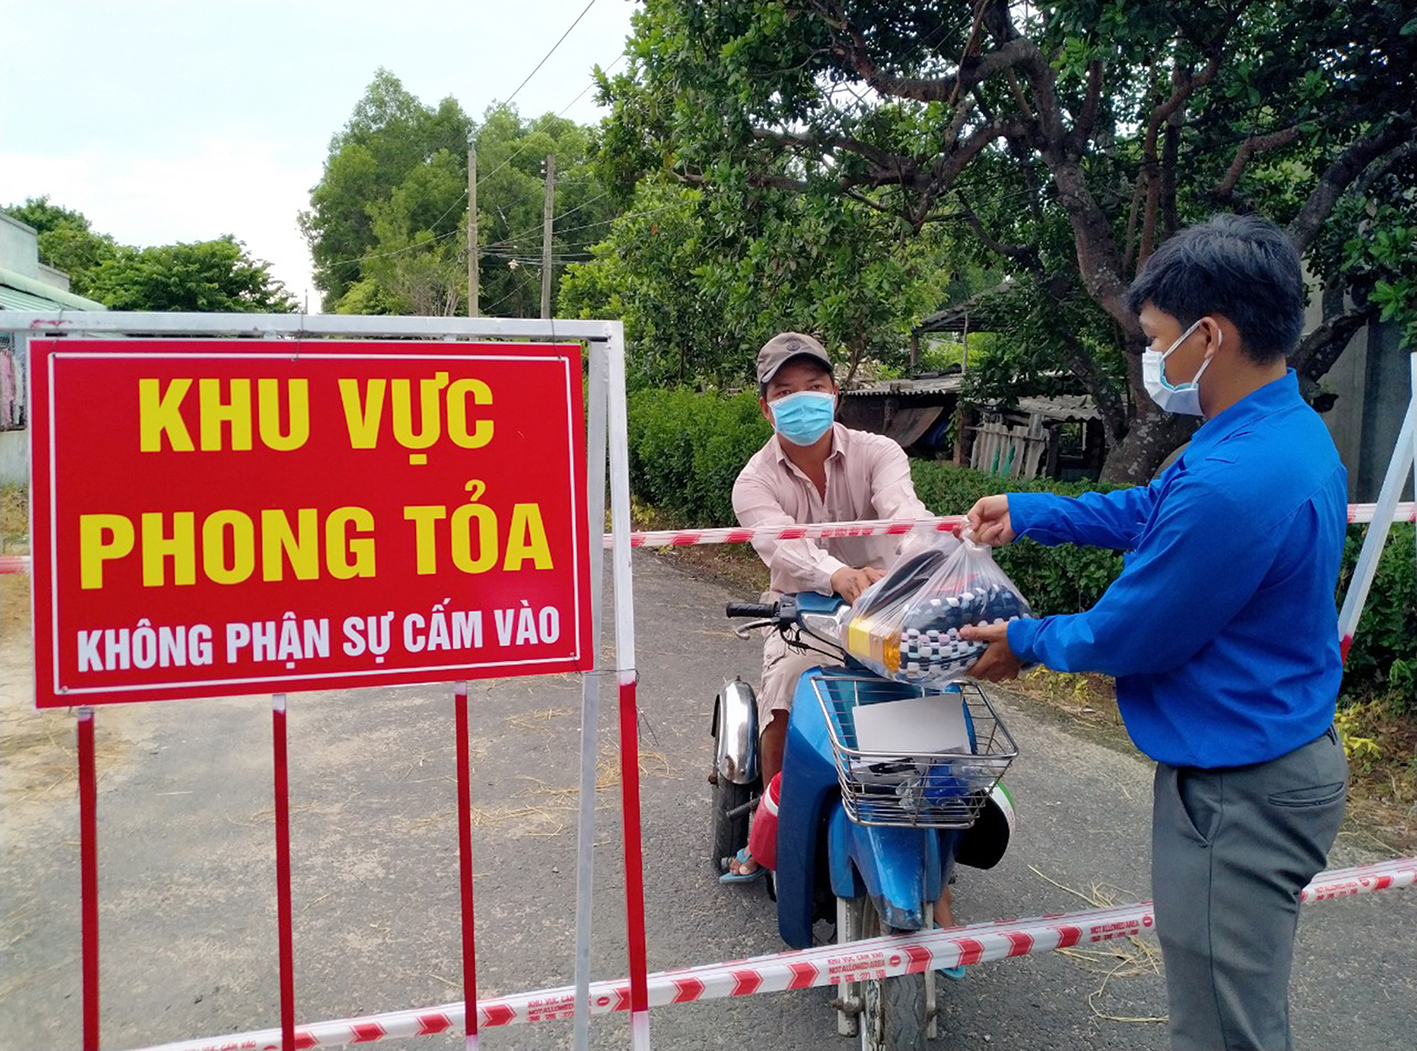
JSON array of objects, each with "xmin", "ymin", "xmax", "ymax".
[
  {"xmin": 322, "ymin": 49, "xmax": 627, "ymax": 273},
  {"xmin": 475, "ymin": 52, "xmax": 626, "ymax": 188},
  {"xmin": 481, "ymin": 270, "xmax": 536, "ymax": 315},
  {"xmin": 500, "ymin": 0, "xmax": 599, "ymax": 115},
  {"xmin": 486, "ymin": 189, "xmax": 613, "ymax": 250}
]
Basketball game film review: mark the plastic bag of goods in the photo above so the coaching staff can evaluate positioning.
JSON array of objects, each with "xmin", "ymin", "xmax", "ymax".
[{"xmin": 844, "ymin": 530, "xmax": 1031, "ymax": 685}]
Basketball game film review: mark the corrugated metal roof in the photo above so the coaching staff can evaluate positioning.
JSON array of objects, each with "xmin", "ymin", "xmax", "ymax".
[
  {"xmin": 0, "ymin": 265, "xmax": 107, "ymax": 311},
  {"xmin": 912, "ymin": 279, "xmax": 1017, "ymax": 335},
  {"xmin": 1014, "ymin": 395, "xmax": 1100, "ymax": 421},
  {"xmin": 0, "ymin": 285, "xmax": 62, "ymax": 311},
  {"xmin": 844, "ymin": 374, "xmax": 965, "ymax": 397},
  {"xmin": 843, "ymin": 377, "xmax": 1100, "ymax": 421}
]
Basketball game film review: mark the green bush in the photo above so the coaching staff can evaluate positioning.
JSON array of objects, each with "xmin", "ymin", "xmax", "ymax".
[
  {"xmin": 910, "ymin": 461, "xmax": 1128, "ymax": 617},
  {"xmin": 625, "ymin": 390, "xmax": 1414, "ymax": 707},
  {"xmin": 626, "ymin": 388, "xmax": 771, "ymax": 526},
  {"xmin": 1339, "ymin": 522, "xmax": 1415, "ymax": 708}
]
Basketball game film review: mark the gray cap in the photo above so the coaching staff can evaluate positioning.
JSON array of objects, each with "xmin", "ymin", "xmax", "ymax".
[{"xmin": 756, "ymin": 332, "xmax": 834, "ymax": 385}]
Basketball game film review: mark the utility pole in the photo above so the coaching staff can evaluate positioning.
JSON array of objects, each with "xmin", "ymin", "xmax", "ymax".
[
  {"xmin": 540, "ymin": 152, "xmax": 555, "ymax": 319},
  {"xmin": 467, "ymin": 146, "xmax": 478, "ymax": 317}
]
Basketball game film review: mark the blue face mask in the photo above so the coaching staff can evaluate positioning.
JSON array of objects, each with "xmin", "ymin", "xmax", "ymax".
[{"xmin": 769, "ymin": 391, "xmax": 836, "ymax": 446}]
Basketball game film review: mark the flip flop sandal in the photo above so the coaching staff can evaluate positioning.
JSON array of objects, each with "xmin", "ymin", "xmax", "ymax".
[
  {"xmin": 937, "ymin": 964, "xmax": 967, "ymax": 981},
  {"xmin": 718, "ymin": 847, "xmax": 767, "ymax": 884}
]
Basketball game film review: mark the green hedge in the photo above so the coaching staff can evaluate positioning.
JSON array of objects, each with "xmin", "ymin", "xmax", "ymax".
[
  {"xmin": 626, "ymin": 389, "xmax": 771, "ymax": 527},
  {"xmin": 909, "ymin": 462, "xmax": 1128, "ymax": 619},
  {"xmin": 1339, "ymin": 522, "xmax": 1415, "ymax": 702},
  {"xmin": 626, "ymin": 390, "xmax": 1413, "ymax": 706}
]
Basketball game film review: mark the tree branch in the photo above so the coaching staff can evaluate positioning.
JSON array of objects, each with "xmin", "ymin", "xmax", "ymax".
[
  {"xmin": 1213, "ymin": 125, "xmax": 1302, "ymax": 198},
  {"xmin": 1065, "ymin": 60, "xmax": 1105, "ymax": 158},
  {"xmin": 1288, "ymin": 117, "xmax": 1416, "ymax": 252},
  {"xmin": 751, "ymin": 126, "xmax": 903, "ymax": 175},
  {"xmin": 1352, "ymin": 137, "xmax": 1417, "ymax": 201},
  {"xmin": 746, "ymin": 116, "xmax": 1022, "ymax": 217},
  {"xmin": 805, "ymin": 1, "xmax": 1041, "ymax": 104},
  {"xmin": 1293, "ymin": 299, "xmax": 1381, "ymax": 382},
  {"xmin": 954, "ymin": 192, "xmax": 1043, "ymax": 275},
  {"xmin": 909, "ymin": 117, "xmax": 1027, "ymax": 227}
]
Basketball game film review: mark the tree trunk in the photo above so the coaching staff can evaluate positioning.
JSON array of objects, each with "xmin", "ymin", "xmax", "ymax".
[{"xmin": 1100, "ymin": 406, "xmax": 1196, "ymax": 483}]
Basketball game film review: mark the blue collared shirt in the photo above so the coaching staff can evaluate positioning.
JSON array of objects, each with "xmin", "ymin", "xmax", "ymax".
[{"xmin": 1006, "ymin": 372, "xmax": 1347, "ymax": 768}]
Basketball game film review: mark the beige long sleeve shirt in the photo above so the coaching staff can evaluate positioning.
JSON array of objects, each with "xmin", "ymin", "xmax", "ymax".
[{"xmin": 731, "ymin": 423, "xmax": 931, "ymax": 597}]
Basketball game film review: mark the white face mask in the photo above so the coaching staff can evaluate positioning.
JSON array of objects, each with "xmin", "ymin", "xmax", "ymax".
[{"xmin": 1142, "ymin": 318, "xmax": 1219, "ymax": 416}]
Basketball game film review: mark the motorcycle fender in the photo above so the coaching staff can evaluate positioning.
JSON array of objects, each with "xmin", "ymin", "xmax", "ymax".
[
  {"xmin": 714, "ymin": 679, "xmax": 759, "ymax": 785},
  {"xmin": 829, "ymin": 808, "xmax": 942, "ymax": 932},
  {"xmin": 954, "ymin": 782, "xmax": 1015, "ymax": 870}
]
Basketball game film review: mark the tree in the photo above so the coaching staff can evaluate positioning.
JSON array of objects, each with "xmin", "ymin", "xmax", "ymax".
[
  {"xmin": 603, "ymin": 0, "xmax": 1417, "ymax": 480},
  {"xmin": 5, "ymin": 196, "xmax": 119, "ymax": 296},
  {"xmin": 4, "ymin": 198, "xmax": 295, "ymax": 313},
  {"xmin": 459, "ymin": 106, "xmax": 619, "ymax": 318},
  {"xmin": 302, "ymin": 72, "xmax": 621, "ymax": 316},
  {"xmin": 301, "ymin": 69, "xmax": 472, "ymax": 311},
  {"xmin": 84, "ymin": 237, "xmax": 296, "ymax": 313},
  {"xmin": 559, "ymin": 176, "xmax": 955, "ymax": 390}
]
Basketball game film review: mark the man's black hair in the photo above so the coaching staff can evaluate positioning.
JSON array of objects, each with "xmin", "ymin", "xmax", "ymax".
[
  {"xmin": 1124, "ymin": 213, "xmax": 1305, "ymax": 363},
  {"xmin": 758, "ymin": 354, "xmax": 834, "ymax": 398}
]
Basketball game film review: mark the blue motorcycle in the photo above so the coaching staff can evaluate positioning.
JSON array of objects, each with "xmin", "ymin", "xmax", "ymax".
[{"xmin": 712, "ymin": 592, "xmax": 1017, "ymax": 1050}]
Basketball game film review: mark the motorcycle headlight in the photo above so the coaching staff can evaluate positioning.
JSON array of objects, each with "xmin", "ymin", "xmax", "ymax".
[{"xmin": 800, "ymin": 611, "xmax": 846, "ymax": 647}]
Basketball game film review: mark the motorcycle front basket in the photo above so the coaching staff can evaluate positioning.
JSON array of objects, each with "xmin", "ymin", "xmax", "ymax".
[{"xmin": 813, "ymin": 676, "xmax": 1017, "ymax": 830}]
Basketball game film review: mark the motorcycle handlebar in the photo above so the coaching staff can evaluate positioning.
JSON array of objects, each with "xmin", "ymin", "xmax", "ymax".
[{"xmin": 725, "ymin": 601, "xmax": 778, "ymax": 619}]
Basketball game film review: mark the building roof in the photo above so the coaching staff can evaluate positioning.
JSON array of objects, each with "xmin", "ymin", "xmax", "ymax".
[
  {"xmin": 843, "ymin": 373, "xmax": 965, "ymax": 397},
  {"xmin": 844, "ymin": 376, "xmax": 1099, "ymax": 422},
  {"xmin": 0, "ymin": 266, "xmax": 106, "ymax": 312},
  {"xmin": 1014, "ymin": 395, "xmax": 1100, "ymax": 421},
  {"xmin": 912, "ymin": 279, "xmax": 1016, "ymax": 336}
]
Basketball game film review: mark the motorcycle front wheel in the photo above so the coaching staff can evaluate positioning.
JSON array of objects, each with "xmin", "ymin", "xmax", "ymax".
[
  {"xmin": 838, "ymin": 895, "xmax": 929, "ymax": 1051},
  {"xmin": 710, "ymin": 773, "xmax": 754, "ymax": 874}
]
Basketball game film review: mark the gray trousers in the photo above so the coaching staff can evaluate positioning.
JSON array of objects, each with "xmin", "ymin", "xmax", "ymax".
[{"xmin": 1153, "ymin": 727, "xmax": 1348, "ymax": 1051}]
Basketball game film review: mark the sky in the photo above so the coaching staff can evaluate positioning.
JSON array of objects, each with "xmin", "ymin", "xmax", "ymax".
[{"xmin": 0, "ymin": 0, "xmax": 639, "ymax": 311}]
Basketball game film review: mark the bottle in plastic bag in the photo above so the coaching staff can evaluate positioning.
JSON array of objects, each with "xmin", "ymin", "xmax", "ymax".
[{"xmin": 845, "ymin": 529, "xmax": 1031, "ymax": 686}]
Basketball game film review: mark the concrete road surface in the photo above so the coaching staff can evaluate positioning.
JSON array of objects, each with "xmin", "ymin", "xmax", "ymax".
[{"xmin": 2, "ymin": 555, "xmax": 1414, "ymax": 1050}]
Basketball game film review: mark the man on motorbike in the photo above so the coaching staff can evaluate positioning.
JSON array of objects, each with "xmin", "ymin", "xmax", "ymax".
[{"xmin": 723, "ymin": 332, "xmax": 963, "ymax": 950}]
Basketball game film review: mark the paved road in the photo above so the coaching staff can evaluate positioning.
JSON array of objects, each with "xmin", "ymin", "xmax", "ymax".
[{"xmin": 2, "ymin": 555, "xmax": 1414, "ymax": 1050}]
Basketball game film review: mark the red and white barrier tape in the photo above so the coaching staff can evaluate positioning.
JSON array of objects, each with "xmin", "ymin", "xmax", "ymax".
[
  {"xmin": 127, "ymin": 856, "xmax": 1416, "ymax": 1051},
  {"xmin": 614, "ymin": 503, "xmax": 1413, "ymax": 550},
  {"xmin": 0, "ymin": 504, "xmax": 1410, "ymax": 575},
  {"xmin": 613, "ymin": 516, "xmax": 964, "ymax": 549},
  {"xmin": 1347, "ymin": 500, "xmax": 1417, "ymax": 524}
]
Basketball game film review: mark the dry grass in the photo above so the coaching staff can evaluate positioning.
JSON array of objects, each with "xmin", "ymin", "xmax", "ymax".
[
  {"xmin": 0, "ymin": 713, "xmax": 125, "ymax": 802},
  {"xmin": 1010, "ymin": 667, "xmax": 1126, "ymax": 729},
  {"xmin": 1333, "ymin": 696, "xmax": 1417, "ymax": 851},
  {"xmin": 416, "ymin": 748, "xmax": 679, "ymax": 839},
  {"xmin": 0, "ymin": 483, "xmax": 26, "ymax": 554},
  {"xmin": 508, "ymin": 706, "xmax": 577, "ymax": 732},
  {"xmin": 1028, "ymin": 864, "xmax": 1167, "ymax": 1025},
  {"xmin": 0, "ymin": 574, "xmax": 27, "ymax": 637},
  {"xmin": 628, "ymin": 498, "xmax": 769, "ymax": 597},
  {"xmin": 1014, "ymin": 667, "xmax": 1417, "ymax": 853},
  {"xmin": 1, "ymin": 485, "xmax": 31, "ymax": 639}
]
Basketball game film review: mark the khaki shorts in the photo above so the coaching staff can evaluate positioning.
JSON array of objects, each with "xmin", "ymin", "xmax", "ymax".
[{"xmin": 758, "ymin": 628, "xmax": 844, "ymax": 731}]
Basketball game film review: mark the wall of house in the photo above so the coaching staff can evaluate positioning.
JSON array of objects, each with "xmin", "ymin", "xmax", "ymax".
[
  {"xmin": 1320, "ymin": 319, "xmax": 1411, "ymax": 503},
  {"xmin": 1355, "ymin": 320, "xmax": 1413, "ymax": 502},
  {"xmin": 0, "ymin": 333, "xmax": 26, "ymax": 484},
  {"xmin": 0, "ymin": 430, "xmax": 25, "ymax": 486},
  {"xmin": 0, "ymin": 212, "xmax": 40, "ymax": 277}
]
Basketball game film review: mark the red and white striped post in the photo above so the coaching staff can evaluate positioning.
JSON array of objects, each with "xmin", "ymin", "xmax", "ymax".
[
  {"xmin": 606, "ymin": 325, "xmax": 651, "ymax": 1048},
  {"xmin": 452, "ymin": 681, "xmax": 480, "ymax": 1051},
  {"xmin": 271, "ymin": 695, "xmax": 296, "ymax": 1051},
  {"xmin": 1337, "ymin": 364, "xmax": 1416, "ymax": 660},
  {"xmin": 78, "ymin": 706, "xmax": 100, "ymax": 1051}
]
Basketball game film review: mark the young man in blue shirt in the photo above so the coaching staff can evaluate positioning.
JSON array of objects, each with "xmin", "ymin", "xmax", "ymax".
[{"xmin": 962, "ymin": 214, "xmax": 1349, "ymax": 1051}]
